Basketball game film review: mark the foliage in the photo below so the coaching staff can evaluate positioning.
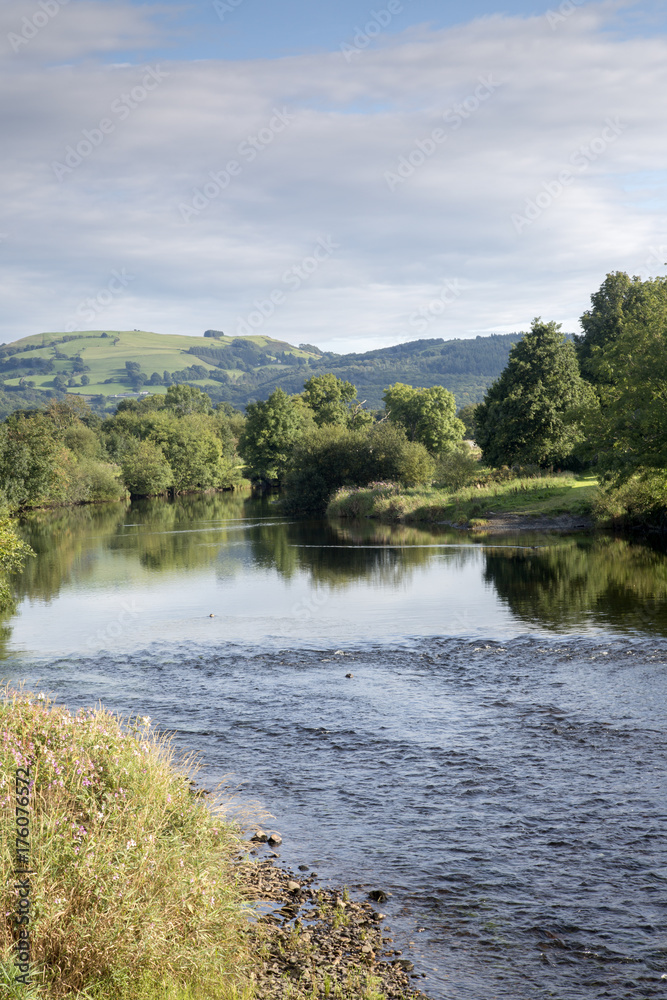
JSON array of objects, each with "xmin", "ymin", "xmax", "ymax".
[
  {"xmin": 0, "ymin": 687, "xmax": 255, "ymax": 999},
  {"xmin": 433, "ymin": 441, "xmax": 482, "ymax": 491},
  {"xmin": 591, "ymin": 473, "xmax": 667, "ymax": 530},
  {"xmin": 238, "ymin": 388, "xmax": 310, "ymax": 484},
  {"xmin": 0, "ymin": 413, "xmax": 62, "ymax": 509},
  {"xmin": 284, "ymin": 422, "xmax": 434, "ymax": 514},
  {"xmin": 383, "ymin": 383, "xmax": 464, "ymax": 453},
  {"xmin": 576, "ymin": 271, "xmax": 667, "ymax": 385},
  {"xmin": 583, "ymin": 290, "xmax": 667, "ymax": 482},
  {"xmin": 301, "ymin": 373, "xmax": 358, "ymax": 427},
  {"xmin": 456, "ymin": 403, "xmax": 478, "ymax": 439},
  {"xmin": 120, "ymin": 440, "xmax": 173, "ymax": 497},
  {"xmin": 475, "ymin": 319, "xmax": 596, "ymax": 469},
  {"xmin": 0, "ymin": 507, "xmax": 33, "ymax": 611}
]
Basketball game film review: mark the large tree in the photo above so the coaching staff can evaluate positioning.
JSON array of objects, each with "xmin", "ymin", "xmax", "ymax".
[
  {"xmin": 382, "ymin": 383, "xmax": 464, "ymax": 454},
  {"xmin": 589, "ymin": 292, "xmax": 667, "ymax": 480},
  {"xmin": 475, "ymin": 319, "xmax": 595, "ymax": 468},
  {"xmin": 576, "ymin": 271, "xmax": 667, "ymax": 385},
  {"xmin": 239, "ymin": 388, "xmax": 309, "ymax": 484}
]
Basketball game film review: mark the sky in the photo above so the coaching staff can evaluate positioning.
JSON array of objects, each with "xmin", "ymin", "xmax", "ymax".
[{"xmin": 1, "ymin": 0, "xmax": 667, "ymax": 353}]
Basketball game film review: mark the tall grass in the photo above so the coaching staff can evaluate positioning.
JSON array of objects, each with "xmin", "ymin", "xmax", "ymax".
[
  {"xmin": 327, "ymin": 473, "xmax": 596, "ymax": 524},
  {"xmin": 0, "ymin": 686, "xmax": 255, "ymax": 999}
]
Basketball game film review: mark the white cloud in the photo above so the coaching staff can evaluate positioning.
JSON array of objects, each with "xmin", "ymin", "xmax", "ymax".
[{"xmin": 1, "ymin": 1, "xmax": 667, "ymax": 350}]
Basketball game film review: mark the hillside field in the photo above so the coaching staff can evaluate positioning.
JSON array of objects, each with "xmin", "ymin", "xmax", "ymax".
[{"xmin": 0, "ymin": 328, "xmax": 528, "ymax": 415}]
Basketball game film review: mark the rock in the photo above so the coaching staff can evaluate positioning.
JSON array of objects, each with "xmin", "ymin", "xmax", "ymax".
[
  {"xmin": 392, "ymin": 959, "xmax": 414, "ymax": 972},
  {"xmin": 298, "ymin": 864, "xmax": 309, "ymax": 871},
  {"xmin": 268, "ymin": 832, "xmax": 282, "ymax": 846},
  {"xmin": 345, "ymin": 672, "xmax": 354, "ymax": 678},
  {"xmin": 368, "ymin": 889, "xmax": 390, "ymax": 903},
  {"xmin": 287, "ymin": 880, "xmax": 301, "ymax": 892},
  {"xmin": 251, "ymin": 830, "xmax": 268, "ymax": 843},
  {"xmin": 209, "ymin": 613, "xmax": 215, "ymax": 617}
]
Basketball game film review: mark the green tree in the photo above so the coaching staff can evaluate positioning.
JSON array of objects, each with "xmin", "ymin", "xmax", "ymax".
[
  {"xmin": 120, "ymin": 439, "xmax": 173, "ymax": 497},
  {"xmin": 589, "ymin": 290, "xmax": 667, "ymax": 481},
  {"xmin": 576, "ymin": 272, "xmax": 667, "ymax": 384},
  {"xmin": 239, "ymin": 388, "xmax": 308, "ymax": 484},
  {"xmin": 164, "ymin": 384, "xmax": 213, "ymax": 417},
  {"xmin": 383, "ymin": 383, "xmax": 464, "ymax": 453},
  {"xmin": 0, "ymin": 413, "xmax": 62, "ymax": 508},
  {"xmin": 301, "ymin": 373, "xmax": 358, "ymax": 427},
  {"xmin": 475, "ymin": 319, "xmax": 595, "ymax": 468}
]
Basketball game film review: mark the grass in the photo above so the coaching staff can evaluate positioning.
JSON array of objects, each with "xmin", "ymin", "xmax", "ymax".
[
  {"xmin": 327, "ymin": 474, "xmax": 599, "ymax": 526},
  {"xmin": 1, "ymin": 688, "xmax": 420, "ymax": 1000},
  {"xmin": 0, "ymin": 685, "xmax": 256, "ymax": 1000}
]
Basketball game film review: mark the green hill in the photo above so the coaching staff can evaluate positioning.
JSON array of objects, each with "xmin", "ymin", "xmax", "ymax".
[{"xmin": 0, "ymin": 328, "xmax": 526, "ymax": 416}]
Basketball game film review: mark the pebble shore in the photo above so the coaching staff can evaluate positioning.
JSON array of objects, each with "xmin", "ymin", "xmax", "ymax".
[{"xmin": 238, "ymin": 835, "xmax": 433, "ymax": 1000}]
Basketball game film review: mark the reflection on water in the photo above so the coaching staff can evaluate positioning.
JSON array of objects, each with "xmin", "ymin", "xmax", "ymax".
[
  {"xmin": 7, "ymin": 494, "xmax": 667, "ymax": 657},
  {"xmin": 5, "ymin": 494, "xmax": 667, "ymax": 999}
]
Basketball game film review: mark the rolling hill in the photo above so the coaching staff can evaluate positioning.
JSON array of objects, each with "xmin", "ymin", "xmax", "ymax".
[{"xmin": 0, "ymin": 328, "xmax": 527, "ymax": 416}]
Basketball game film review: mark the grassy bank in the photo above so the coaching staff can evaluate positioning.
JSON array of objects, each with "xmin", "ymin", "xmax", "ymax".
[
  {"xmin": 326, "ymin": 475, "xmax": 598, "ymax": 527},
  {"xmin": 1, "ymin": 688, "xmax": 426, "ymax": 1000}
]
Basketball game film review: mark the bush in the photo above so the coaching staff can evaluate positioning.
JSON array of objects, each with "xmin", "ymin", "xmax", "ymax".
[
  {"xmin": 284, "ymin": 423, "xmax": 434, "ymax": 515},
  {"xmin": 592, "ymin": 474, "xmax": 667, "ymax": 529},
  {"xmin": 433, "ymin": 442, "xmax": 481, "ymax": 490}
]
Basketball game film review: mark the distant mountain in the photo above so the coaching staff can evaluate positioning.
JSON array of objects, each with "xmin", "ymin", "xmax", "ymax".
[{"xmin": 0, "ymin": 329, "xmax": 527, "ymax": 415}]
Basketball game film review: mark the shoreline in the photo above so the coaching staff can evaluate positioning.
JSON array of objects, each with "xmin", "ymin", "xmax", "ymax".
[{"xmin": 238, "ymin": 838, "xmax": 433, "ymax": 1000}]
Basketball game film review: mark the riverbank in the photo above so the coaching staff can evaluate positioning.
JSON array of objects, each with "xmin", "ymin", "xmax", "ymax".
[
  {"xmin": 0, "ymin": 687, "xmax": 429, "ymax": 1000},
  {"xmin": 326, "ymin": 474, "xmax": 598, "ymax": 530}
]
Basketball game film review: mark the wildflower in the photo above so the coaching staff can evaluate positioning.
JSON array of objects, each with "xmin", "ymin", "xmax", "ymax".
[{"xmin": 126, "ymin": 839, "xmax": 137, "ymax": 850}]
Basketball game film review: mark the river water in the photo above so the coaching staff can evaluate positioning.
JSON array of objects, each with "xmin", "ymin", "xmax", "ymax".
[{"xmin": 3, "ymin": 493, "xmax": 667, "ymax": 999}]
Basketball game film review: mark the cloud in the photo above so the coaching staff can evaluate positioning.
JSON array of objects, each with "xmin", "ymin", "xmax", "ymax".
[{"xmin": 1, "ymin": 1, "xmax": 667, "ymax": 350}]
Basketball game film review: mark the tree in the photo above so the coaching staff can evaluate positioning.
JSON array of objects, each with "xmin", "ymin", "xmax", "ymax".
[
  {"xmin": 475, "ymin": 319, "xmax": 596, "ymax": 468},
  {"xmin": 239, "ymin": 388, "xmax": 308, "ymax": 484},
  {"xmin": 120, "ymin": 439, "xmax": 173, "ymax": 497},
  {"xmin": 163, "ymin": 384, "xmax": 213, "ymax": 417},
  {"xmin": 301, "ymin": 373, "xmax": 358, "ymax": 427},
  {"xmin": 576, "ymin": 272, "xmax": 667, "ymax": 384},
  {"xmin": 0, "ymin": 413, "xmax": 62, "ymax": 508},
  {"xmin": 383, "ymin": 383, "xmax": 464, "ymax": 453},
  {"xmin": 588, "ymin": 291, "xmax": 667, "ymax": 480}
]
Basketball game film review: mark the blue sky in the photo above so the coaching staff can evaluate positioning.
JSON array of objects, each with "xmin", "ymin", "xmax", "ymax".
[{"xmin": 1, "ymin": 0, "xmax": 667, "ymax": 350}]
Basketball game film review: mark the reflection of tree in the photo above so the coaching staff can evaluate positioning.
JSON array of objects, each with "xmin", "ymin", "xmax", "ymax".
[
  {"xmin": 14, "ymin": 502, "xmax": 130, "ymax": 602},
  {"xmin": 112, "ymin": 493, "xmax": 260, "ymax": 572},
  {"xmin": 243, "ymin": 515, "xmax": 480, "ymax": 588},
  {"xmin": 484, "ymin": 535, "xmax": 667, "ymax": 633},
  {"xmin": 12, "ymin": 493, "xmax": 263, "ymax": 602}
]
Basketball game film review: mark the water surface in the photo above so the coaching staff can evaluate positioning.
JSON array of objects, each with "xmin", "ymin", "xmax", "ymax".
[{"xmin": 3, "ymin": 494, "xmax": 667, "ymax": 998}]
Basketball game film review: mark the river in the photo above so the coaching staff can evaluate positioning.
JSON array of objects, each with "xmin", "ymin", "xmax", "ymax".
[{"xmin": 3, "ymin": 492, "xmax": 667, "ymax": 999}]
